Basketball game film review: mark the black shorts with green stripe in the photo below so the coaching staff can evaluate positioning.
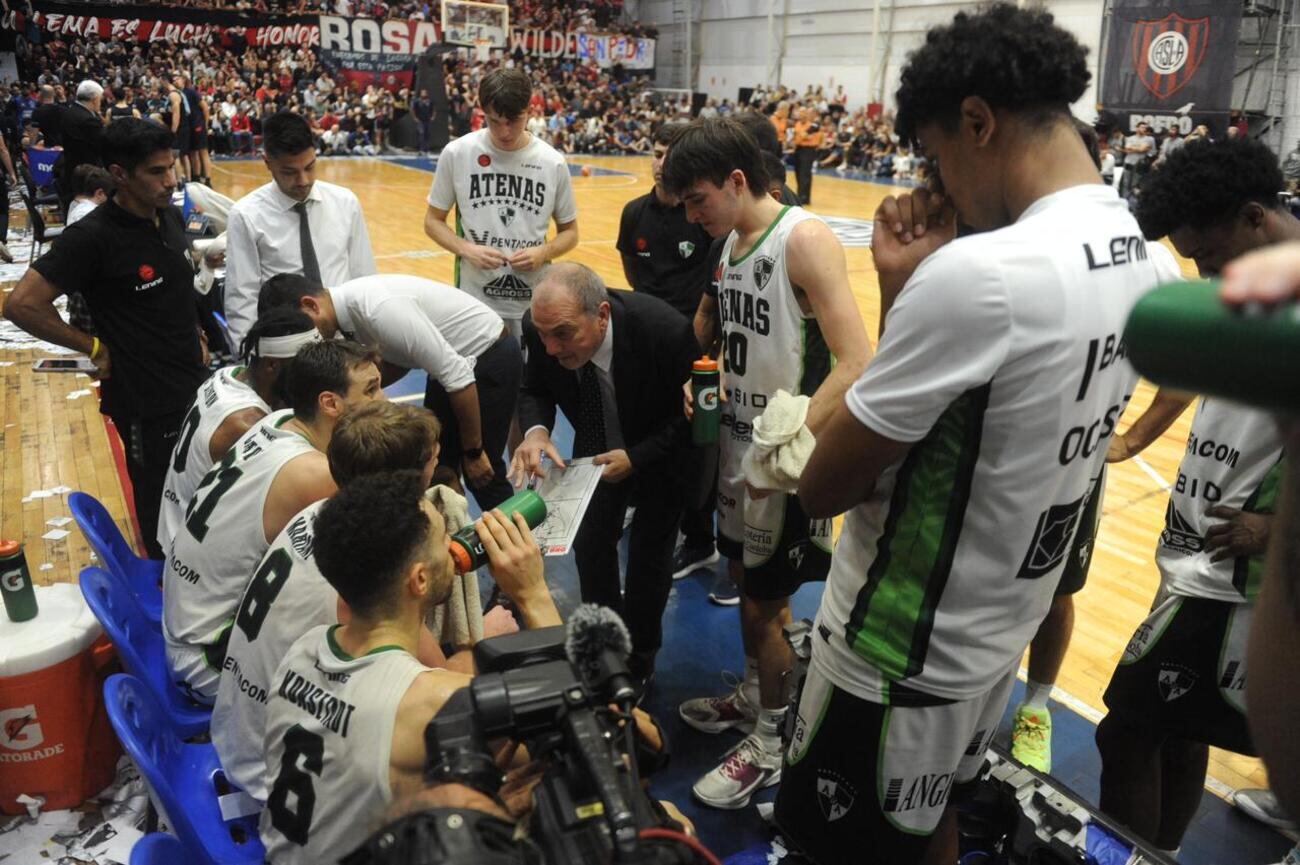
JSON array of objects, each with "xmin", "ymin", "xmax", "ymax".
[
  {"xmin": 1057, "ymin": 468, "xmax": 1106, "ymax": 596},
  {"xmin": 774, "ymin": 660, "xmax": 1016, "ymax": 864},
  {"xmin": 1102, "ymin": 592, "xmax": 1255, "ymax": 754}
]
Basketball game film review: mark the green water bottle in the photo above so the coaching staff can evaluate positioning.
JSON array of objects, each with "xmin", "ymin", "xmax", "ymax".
[
  {"xmin": 692, "ymin": 357, "xmax": 721, "ymax": 445},
  {"xmin": 449, "ymin": 489, "xmax": 549, "ymax": 574},
  {"xmin": 1124, "ymin": 279, "xmax": 1300, "ymax": 413},
  {"xmin": 0, "ymin": 540, "xmax": 38, "ymax": 623}
]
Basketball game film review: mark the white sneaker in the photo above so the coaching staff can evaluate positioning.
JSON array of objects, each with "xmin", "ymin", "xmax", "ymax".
[
  {"xmin": 1231, "ymin": 788, "xmax": 1298, "ymax": 831},
  {"xmin": 678, "ymin": 672, "xmax": 758, "ymax": 734},
  {"xmin": 692, "ymin": 732, "xmax": 782, "ymax": 810}
]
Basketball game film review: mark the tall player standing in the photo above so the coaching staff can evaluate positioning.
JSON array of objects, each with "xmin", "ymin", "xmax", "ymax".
[
  {"xmin": 772, "ymin": 6, "xmax": 1180, "ymax": 863},
  {"xmin": 662, "ymin": 118, "xmax": 871, "ymax": 809},
  {"xmin": 423, "ymin": 68, "xmax": 579, "ymax": 339}
]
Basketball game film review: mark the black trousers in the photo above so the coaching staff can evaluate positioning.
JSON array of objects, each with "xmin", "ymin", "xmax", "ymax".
[
  {"xmin": 424, "ymin": 333, "xmax": 522, "ymax": 513},
  {"xmin": 574, "ymin": 472, "xmax": 682, "ymax": 656},
  {"xmin": 111, "ymin": 409, "xmax": 187, "ymax": 560},
  {"xmin": 795, "ymin": 146, "xmax": 817, "ymax": 205}
]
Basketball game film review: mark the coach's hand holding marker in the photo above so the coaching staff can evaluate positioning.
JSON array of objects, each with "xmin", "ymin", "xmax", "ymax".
[{"xmin": 509, "ymin": 427, "xmax": 567, "ymax": 487}]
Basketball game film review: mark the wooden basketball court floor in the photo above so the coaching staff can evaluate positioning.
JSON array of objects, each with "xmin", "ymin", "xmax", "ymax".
[{"xmin": 0, "ymin": 153, "xmax": 1269, "ymax": 801}]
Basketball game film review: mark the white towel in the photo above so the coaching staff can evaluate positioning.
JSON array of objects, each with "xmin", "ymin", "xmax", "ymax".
[
  {"xmin": 424, "ymin": 484, "xmax": 484, "ymax": 649},
  {"xmin": 741, "ymin": 389, "xmax": 816, "ymax": 493}
]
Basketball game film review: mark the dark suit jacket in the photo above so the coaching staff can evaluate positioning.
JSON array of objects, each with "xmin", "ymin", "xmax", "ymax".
[
  {"xmin": 58, "ymin": 103, "xmax": 103, "ymax": 191},
  {"xmin": 33, "ymin": 103, "xmax": 64, "ymax": 148},
  {"xmin": 520, "ymin": 289, "xmax": 698, "ymax": 482}
]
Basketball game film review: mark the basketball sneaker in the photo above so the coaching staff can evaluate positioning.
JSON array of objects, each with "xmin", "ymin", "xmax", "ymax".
[
  {"xmin": 708, "ymin": 575, "xmax": 741, "ymax": 606},
  {"xmin": 1010, "ymin": 705, "xmax": 1052, "ymax": 773},
  {"xmin": 692, "ymin": 732, "xmax": 782, "ymax": 810},
  {"xmin": 679, "ymin": 672, "xmax": 758, "ymax": 734},
  {"xmin": 672, "ymin": 543, "xmax": 720, "ymax": 580},
  {"xmin": 1231, "ymin": 788, "xmax": 1298, "ymax": 832}
]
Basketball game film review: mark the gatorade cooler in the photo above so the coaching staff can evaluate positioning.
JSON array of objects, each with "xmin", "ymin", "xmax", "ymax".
[{"xmin": 0, "ymin": 583, "xmax": 120, "ymax": 814}]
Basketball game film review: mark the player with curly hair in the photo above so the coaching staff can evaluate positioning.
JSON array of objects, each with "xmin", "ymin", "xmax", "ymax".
[
  {"xmin": 1096, "ymin": 137, "xmax": 1298, "ymax": 859},
  {"xmin": 773, "ymin": 5, "xmax": 1180, "ymax": 862}
]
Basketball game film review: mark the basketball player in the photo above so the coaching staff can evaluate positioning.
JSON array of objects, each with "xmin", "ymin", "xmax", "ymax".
[
  {"xmin": 1096, "ymin": 137, "xmax": 1298, "ymax": 857},
  {"xmin": 661, "ymin": 118, "xmax": 871, "ymax": 809},
  {"xmin": 163, "ymin": 340, "xmax": 385, "ymax": 702},
  {"xmin": 213, "ymin": 400, "xmax": 518, "ymax": 801},
  {"xmin": 259, "ymin": 471, "xmax": 562, "ymax": 864},
  {"xmin": 157, "ymin": 308, "xmax": 317, "ymax": 552},
  {"xmin": 424, "ymin": 68, "xmax": 579, "ymax": 337},
  {"xmin": 772, "ymin": 6, "xmax": 1182, "ymax": 862}
]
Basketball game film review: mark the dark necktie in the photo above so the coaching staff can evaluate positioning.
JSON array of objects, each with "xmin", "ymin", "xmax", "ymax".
[
  {"xmin": 573, "ymin": 362, "xmax": 607, "ymax": 458},
  {"xmin": 293, "ymin": 200, "xmax": 322, "ymax": 284}
]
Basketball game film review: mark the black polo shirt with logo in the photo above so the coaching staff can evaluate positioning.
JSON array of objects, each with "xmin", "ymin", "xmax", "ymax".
[
  {"xmin": 616, "ymin": 188, "xmax": 714, "ymax": 318},
  {"xmin": 30, "ymin": 198, "xmax": 207, "ymax": 419}
]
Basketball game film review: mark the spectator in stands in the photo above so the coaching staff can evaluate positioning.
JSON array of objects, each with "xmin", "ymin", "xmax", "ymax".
[
  {"xmin": 413, "ymin": 88, "xmax": 434, "ymax": 155},
  {"xmin": 230, "ymin": 106, "xmax": 253, "ymax": 154}
]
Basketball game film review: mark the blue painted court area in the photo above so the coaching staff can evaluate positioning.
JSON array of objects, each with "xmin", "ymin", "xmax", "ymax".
[{"xmin": 382, "ymin": 376, "xmax": 1292, "ymax": 865}]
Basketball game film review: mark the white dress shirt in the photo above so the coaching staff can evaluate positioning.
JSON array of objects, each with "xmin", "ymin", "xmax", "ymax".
[
  {"xmin": 331, "ymin": 274, "xmax": 504, "ymax": 391},
  {"xmin": 527, "ymin": 317, "xmax": 623, "ymax": 449},
  {"xmin": 224, "ymin": 179, "xmax": 376, "ymax": 347}
]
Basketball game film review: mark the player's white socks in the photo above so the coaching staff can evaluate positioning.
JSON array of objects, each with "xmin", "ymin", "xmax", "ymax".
[
  {"xmin": 1023, "ymin": 678, "xmax": 1053, "ymax": 710},
  {"xmin": 742, "ymin": 656, "xmax": 761, "ymax": 708},
  {"xmin": 756, "ymin": 706, "xmax": 786, "ymax": 753}
]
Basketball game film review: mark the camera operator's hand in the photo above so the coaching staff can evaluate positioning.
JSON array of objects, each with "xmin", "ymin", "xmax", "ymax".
[{"xmin": 477, "ymin": 509, "xmax": 561, "ymax": 628}]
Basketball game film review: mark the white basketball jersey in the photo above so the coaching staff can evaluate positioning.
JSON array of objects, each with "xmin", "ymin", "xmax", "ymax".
[
  {"xmin": 1156, "ymin": 399, "xmax": 1284, "ymax": 604},
  {"xmin": 163, "ymin": 410, "xmax": 318, "ymax": 695},
  {"xmin": 426, "ymin": 129, "xmax": 578, "ymax": 320},
  {"xmin": 157, "ymin": 367, "xmax": 269, "ymax": 552},
  {"xmin": 260, "ymin": 625, "xmax": 430, "ymax": 865},
  {"xmin": 815, "ymin": 185, "xmax": 1184, "ymax": 702},
  {"xmin": 714, "ymin": 206, "xmax": 834, "ymax": 557},
  {"xmin": 212, "ymin": 500, "xmax": 333, "ymax": 802}
]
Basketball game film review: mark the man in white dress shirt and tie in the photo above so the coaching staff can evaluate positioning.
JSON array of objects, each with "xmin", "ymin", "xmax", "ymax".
[{"xmin": 225, "ymin": 111, "xmax": 376, "ymax": 348}]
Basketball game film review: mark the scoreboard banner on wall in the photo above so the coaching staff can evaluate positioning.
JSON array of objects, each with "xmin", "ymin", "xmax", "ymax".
[{"xmin": 1099, "ymin": 0, "xmax": 1243, "ymax": 135}]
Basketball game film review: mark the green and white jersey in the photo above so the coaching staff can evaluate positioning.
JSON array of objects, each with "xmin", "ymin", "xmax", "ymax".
[
  {"xmin": 1157, "ymin": 398, "xmax": 1284, "ymax": 604},
  {"xmin": 815, "ymin": 184, "xmax": 1183, "ymax": 702},
  {"xmin": 426, "ymin": 129, "xmax": 577, "ymax": 321},
  {"xmin": 213, "ymin": 500, "xmax": 332, "ymax": 802},
  {"xmin": 715, "ymin": 205, "xmax": 833, "ymax": 551},
  {"xmin": 260, "ymin": 625, "xmax": 431, "ymax": 865},
  {"xmin": 158, "ymin": 366, "xmax": 269, "ymax": 553},
  {"xmin": 163, "ymin": 410, "xmax": 318, "ymax": 699}
]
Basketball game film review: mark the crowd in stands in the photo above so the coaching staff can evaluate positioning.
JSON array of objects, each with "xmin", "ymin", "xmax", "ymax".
[{"xmin": 3, "ymin": 0, "xmax": 921, "ymax": 185}]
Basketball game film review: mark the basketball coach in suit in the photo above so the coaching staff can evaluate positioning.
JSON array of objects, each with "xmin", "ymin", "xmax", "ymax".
[{"xmin": 512, "ymin": 262, "xmax": 698, "ymax": 683}]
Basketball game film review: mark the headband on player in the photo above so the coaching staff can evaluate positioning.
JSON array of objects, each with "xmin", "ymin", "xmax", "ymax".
[{"xmin": 258, "ymin": 329, "xmax": 322, "ymax": 359}]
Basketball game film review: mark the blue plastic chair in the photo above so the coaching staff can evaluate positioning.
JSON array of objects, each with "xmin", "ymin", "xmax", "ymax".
[
  {"xmin": 104, "ymin": 674, "xmax": 264, "ymax": 865},
  {"xmin": 129, "ymin": 832, "xmax": 188, "ymax": 865},
  {"xmin": 70, "ymin": 492, "xmax": 164, "ymax": 622},
  {"xmin": 79, "ymin": 567, "xmax": 211, "ymax": 739}
]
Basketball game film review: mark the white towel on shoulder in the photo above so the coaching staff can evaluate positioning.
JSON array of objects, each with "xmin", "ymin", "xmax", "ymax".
[
  {"xmin": 424, "ymin": 484, "xmax": 484, "ymax": 649},
  {"xmin": 742, "ymin": 389, "xmax": 816, "ymax": 494}
]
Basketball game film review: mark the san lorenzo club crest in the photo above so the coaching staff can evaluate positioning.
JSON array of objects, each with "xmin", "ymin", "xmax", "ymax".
[
  {"xmin": 753, "ymin": 255, "xmax": 776, "ymax": 290},
  {"xmin": 1130, "ymin": 13, "xmax": 1209, "ymax": 100},
  {"xmin": 678, "ymin": 240, "xmax": 696, "ymax": 258},
  {"xmin": 498, "ymin": 206, "xmax": 517, "ymax": 227}
]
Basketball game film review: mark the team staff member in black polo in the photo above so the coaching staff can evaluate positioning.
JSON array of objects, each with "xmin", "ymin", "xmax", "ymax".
[
  {"xmin": 616, "ymin": 122, "xmax": 713, "ymax": 318},
  {"xmin": 8, "ymin": 118, "xmax": 208, "ymax": 559}
]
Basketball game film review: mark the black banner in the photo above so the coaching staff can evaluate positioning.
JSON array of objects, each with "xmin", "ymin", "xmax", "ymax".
[{"xmin": 1099, "ymin": 0, "xmax": 1243, "ymax": 135}]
